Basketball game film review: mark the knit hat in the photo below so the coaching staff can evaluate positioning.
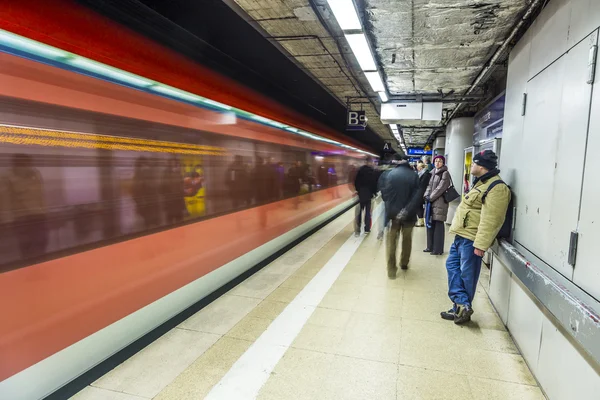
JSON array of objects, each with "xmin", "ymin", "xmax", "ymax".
[
  {"xmin": 433, "ymin": 155, "xmax": 446, "ymax": 164},
  {"xmin": 473, "ymin": 150, "xmax": 498, "ymax": 170}
]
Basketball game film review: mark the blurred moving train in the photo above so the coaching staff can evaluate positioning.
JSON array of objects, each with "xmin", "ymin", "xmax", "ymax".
[{"xmin": 0, "ymin": 4, "xmax": 376, "ymax": 399}]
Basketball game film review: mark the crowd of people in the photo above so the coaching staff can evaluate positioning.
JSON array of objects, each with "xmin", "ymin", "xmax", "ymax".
[{"xmin": 352, "ymin": 150, "xmax": 511, "ymax": 324}]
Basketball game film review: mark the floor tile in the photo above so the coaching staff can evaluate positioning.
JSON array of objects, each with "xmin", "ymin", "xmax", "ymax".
[
  {"xmin": 263, "ymin": 286, "xmax": 302, "ymax": 303},
  {"xmin": 468, "ymin": 376, "xmax": 546, "ymax": 400},
  {"xmin": 257, "ymin": 348, "xmax": 333, "ymax": 400},
  {"xmin": 93, "ymin": 328, "xmax": 220, "ymax": 398},
  {"xmin": 71, "ymin": 387, "xmax": 149, "ymax": 400},
  {"xmin": 227, "ymin": 272, "xmax": 288, "ymax": 299},
  {"xmin": 225, "ymin": 316, "xmax": 273, "ymax": 341},
  {"xmin": 154, "ymin": 337, "xmax": 252, "ymax": 400},
  {"xmin": 307, "ymin": 307, "xmax": 352, "ymax": 329},
  {"xmin": 178, "ymin": 294, "xmax": 261, "ymax": 334},
  {"xmin": 245, "ymin": 300, "xmax": 288, "ymax": 320},
  {"xmin": 291, "ymin": 324, "xmax": 344, "ymax": 354},
  {"xmin": 463, "ymin": 349, "xmax": 537, "ymax": 385},
  {"xmin": 397, "ymin": 365, "xmax": 474, "ymax": 400},
  {"xmin": 320, "ymin": 355, "xmax": 397, "ymax": 400},
  {"xmin": 279, "ymin": 275, "xmax": 313, "ymax": 290}
]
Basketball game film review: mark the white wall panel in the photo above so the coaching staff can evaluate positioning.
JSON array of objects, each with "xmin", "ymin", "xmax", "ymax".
[
  {"xmin": 506, "ymin": 278, "xmax": 544, "ymax": 377},
  {"xmin": 574, "ymin": 31, "xmax": 600, "ymax": 300},
  {"xmin": 500, "ymin": 28, "xmax": 531, "ymax": 189},
  {"xmin": 488, "ymin": 256, "xmax": 512, "ymax": 325},
  {"xmin": 569, "ymin": 0, "xmax": 600, "ymax": 48},
  {"xmin": 515, "ymin": 56, "xmax": 564, "ymax": 270},
  {"xmin": 537, "ymin": 317, "xmax": 600, "ymax": 400},
  {"xmin": 547, "ymin": 34, "xmax": 596, "ymax": 278},
  {"xmin": 528, "ymin": 0, "xmax": 571, "ymax": 79}
]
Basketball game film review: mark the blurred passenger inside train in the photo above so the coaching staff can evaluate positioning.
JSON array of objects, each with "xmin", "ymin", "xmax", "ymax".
[
  {"xmin": 227, "ymin": 155, "xmax": 249, "ymax": 209},
  {"xmin": 424, "ymin": 155, "xmax": 451, "ymax": 255},
  {"xmin": 353, "ymin": 157, "xmax": 379, "ymax": 236},
  {"xmin": 380, "ymin": 154, "xmax": 420, "ymax": 277},
  {"xmin": 160, "ymin": 157, "xmax": 186, "ymax": 224},
  {"xmin": 133, "ymin": 156, "xmax": 161, "ymax": 229},
  {"xmin": 318, "ymin": 164, "xmax": 329, "ymax": 188},
  {"xmin": 4, "ymin": 153, "xmax": 48, "ymax": 258}
]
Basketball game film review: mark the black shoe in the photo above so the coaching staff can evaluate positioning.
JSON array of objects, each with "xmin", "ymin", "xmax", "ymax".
[
  {"xmin": 454, "ymin": 305, "xmax": 474, "ymax": 325},
  {"xmin": 400, "ymin": 264, "xmax": 408, "ymax": 270},
  {"xmin": 440, "ymin": 307, "xmax": 456, "ymax": 321},
  {"xmin": 423, "ymin": 248, "xmax": 431, "ymax": 253},
  {"xmin": 431, "ymin": 252, "xmax": 443, "ymax": 256},
  {"xmin": 387, "ymin": 268, "xmax": 397, "ymax": 279}
]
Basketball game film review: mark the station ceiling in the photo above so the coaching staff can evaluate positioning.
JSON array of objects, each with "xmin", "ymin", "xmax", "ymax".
[
  {"xmin": 78, "ymin": 0, "xmax": 544, "ymax": 152},
  {"xmin": 227, "ymin": 0, "xmax": 545, "ymax": 147}
]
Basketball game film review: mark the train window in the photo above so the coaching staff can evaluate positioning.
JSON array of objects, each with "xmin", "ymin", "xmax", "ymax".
[{"xmin": 0, "ymin": 98, "xmax": 361, "ymax": 271}]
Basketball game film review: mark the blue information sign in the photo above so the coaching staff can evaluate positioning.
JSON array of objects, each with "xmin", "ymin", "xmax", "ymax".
[{"xmin": 407, "ymin": 148, "xmax": 433, "ymax": 156}]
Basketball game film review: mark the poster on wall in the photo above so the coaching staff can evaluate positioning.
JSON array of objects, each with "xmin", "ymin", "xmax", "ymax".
[{"xmin": 474, "ymin": 93, "xmax": 505, "ymax": 145}]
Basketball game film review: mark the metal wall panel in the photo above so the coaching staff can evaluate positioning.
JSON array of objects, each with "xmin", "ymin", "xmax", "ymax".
[
  {"xmin": 568, "ymin": 0, "xmax": 600, "ymax": 49},
  {"xmin": 506, "ymin": 278, "xmax": 544, "ymax": 377},
  {"xmin": 574, "ymin": 31, "xmax": 600, "ymax": 300},
  {"xmin": 516, "ymin": 56, "xmax": 565, "ymax": 273},
  {"xmin": 537, "ymin": 317, "xmax": 600, "ymax": 400},
  {"xmin": 528, "ymin": 0, "xmax": 571, "ymax": 79}
]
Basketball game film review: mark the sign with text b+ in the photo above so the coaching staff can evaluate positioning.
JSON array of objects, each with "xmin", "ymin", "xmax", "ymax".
[{"xmin": 347, "ymin": 110, "xmax": 367, "ymax": 131}]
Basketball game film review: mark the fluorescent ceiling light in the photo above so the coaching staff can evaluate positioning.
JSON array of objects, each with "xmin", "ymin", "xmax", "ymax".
[
  {"xmin": 344, "ymin": 33, "xmax": 377, "ymax": 71},
  {"xmin": 327, "ymin": 0, "xmax": 362, "ymax": 30},
  {"xmin": 364, "ymin": 71, "xmax": 385, "ymax": 92},
  {"xmin": 378, "ymin": 92, "xmax": 388, "ymax": 102},
  {"xmin": 0, "ymin": 29, "xmax": 67, "ymax": 59},
  {"xmin": 151, "ymin": 85, "xmax": 202, "ymax": 102},
  {"xmin": 69, "ymin": 57, "xmax": 153, "ymax": 87}
]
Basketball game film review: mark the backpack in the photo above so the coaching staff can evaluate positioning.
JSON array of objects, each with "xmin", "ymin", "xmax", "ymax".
[{"xmin": 481, "ymin": 180, "xmax": 514, "ymax": 239}]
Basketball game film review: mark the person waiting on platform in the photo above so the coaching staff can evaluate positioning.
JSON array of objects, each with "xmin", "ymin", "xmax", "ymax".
[
  {"xmin": 442, "ymin": 150, "xmax": 511, "ymax": 324},
  {"xmin": 423, "ymin": 155, "xmax": 451, "ymax": 255},
  {"xmin": 379, "ymin": 154, "xmax": 420, "ymax": 278},
  {"xmin": 415, "ymin": 161, "xmax": 431, "ymax": 227},
  {"xmin": 353, "ymin": 157, "xmax": 378, "ymax": 235}
]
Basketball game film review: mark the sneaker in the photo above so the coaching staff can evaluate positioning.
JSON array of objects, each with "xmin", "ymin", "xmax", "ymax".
[
  {"xmin": 440, "ymin": 307, "xmax": 456, "ymax": 321},
  {"xmin": 387, "ymin": 268, "xmax": 397, "ymax": 279},
  {"xmin": 365, "ymin": 230, "xmax": 371, "ymax": 234},
  {"xmin": 454, "ymin": 305, "xmax": 474, "ymax": 325},
  {"xmin": 377, "ymin": 231, "xmax": 384, "ymax": 240},
  {"xmin": 423, "ymin": 248, "xmax": 432, "ymax": 253}
]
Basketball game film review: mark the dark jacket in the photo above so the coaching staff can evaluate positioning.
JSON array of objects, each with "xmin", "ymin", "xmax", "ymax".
[
  {"xmin": 424, "ymin": 166, "xmax": 451, "ymax": 221},
  {"xmin": 379, "ymin": 162, "xmax": 420, "ymax": 222},
  {"xmin": 354, "ymin": 165, "xmax": 379, "ymax": 203}
]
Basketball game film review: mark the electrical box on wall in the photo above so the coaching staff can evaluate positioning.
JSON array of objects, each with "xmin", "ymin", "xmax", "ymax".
[{"xmin": 381, "ymin": 102, "xmax": 442, "ymax": 124}]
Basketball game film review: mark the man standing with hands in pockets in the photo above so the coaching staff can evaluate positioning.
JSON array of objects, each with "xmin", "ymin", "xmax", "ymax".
[{"xmin": 441, "ymin": 150, "xmax": 511, "ymax": 324}]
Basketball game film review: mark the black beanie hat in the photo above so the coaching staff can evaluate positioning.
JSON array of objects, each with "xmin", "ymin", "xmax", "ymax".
[{"xmin": 473, "ymin": 150, "xmax": 498, "ymax": 170}]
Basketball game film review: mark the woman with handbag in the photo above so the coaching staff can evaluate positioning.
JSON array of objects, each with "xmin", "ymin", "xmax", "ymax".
[{"xmin": 423, "ymin": 155, "xmax": 451, "ymax": 255}]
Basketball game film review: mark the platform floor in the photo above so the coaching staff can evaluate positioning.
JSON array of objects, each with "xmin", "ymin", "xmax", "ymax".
[{"xmin": 72, "ymin": 206, "xmax": 546, "ymax": 400}]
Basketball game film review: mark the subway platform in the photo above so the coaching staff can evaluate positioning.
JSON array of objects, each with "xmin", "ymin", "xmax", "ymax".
[{"xmin": 71, "ymin": 206, "xmax": 546, "ymax": 400}]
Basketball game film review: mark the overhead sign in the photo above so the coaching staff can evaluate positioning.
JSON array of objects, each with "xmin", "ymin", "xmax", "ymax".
[
  {"xmin": 382, "ymin": 142, "xmax": 394, "ymax": 153},
  {"xmin": 474, "ymin": 93, "xmax": 505, "ymax": 144},
  {"xmin": 347, "ymin": 110, "xmax": 367, "ymax": 131},
  {"xmin": 407, "ymin": 147, "xmax": 432, "ymax": 156}
]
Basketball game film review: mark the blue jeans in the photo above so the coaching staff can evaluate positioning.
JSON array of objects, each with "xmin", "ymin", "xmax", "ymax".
[{"xmin": 446, "ymin": 235, "xmax": 483, "ymax": 307}]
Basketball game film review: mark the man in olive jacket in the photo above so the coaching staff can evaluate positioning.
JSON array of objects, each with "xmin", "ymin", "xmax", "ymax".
[{"xmin": 442, "ymin": 150, "xmax": 511, "ymax": 324}]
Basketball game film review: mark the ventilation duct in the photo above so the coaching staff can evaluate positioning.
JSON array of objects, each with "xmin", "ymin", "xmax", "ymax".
[{"xmin": 380, "ymin": 102, "xmax": 443, "ymax": 125}]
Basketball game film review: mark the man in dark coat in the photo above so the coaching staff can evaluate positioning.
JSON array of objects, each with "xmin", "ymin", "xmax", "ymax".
[
  {"xmin": 380, "ymin": 155, "xmax": 422, "ymax": 278},
  {"xmin": 353, "ymin": 157, "xmax": 379, "ymax": 235}
]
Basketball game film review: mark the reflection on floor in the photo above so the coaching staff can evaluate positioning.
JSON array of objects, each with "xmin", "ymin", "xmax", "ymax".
[{"xmin": 72, "ymin": 208, "xmax": 545, "ymax": 400}]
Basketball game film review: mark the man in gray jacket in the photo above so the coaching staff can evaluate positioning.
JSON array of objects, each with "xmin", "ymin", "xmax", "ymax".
[{"xmin": 379, "ymin": 155, "xmax": 422, "ymax": 278}]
